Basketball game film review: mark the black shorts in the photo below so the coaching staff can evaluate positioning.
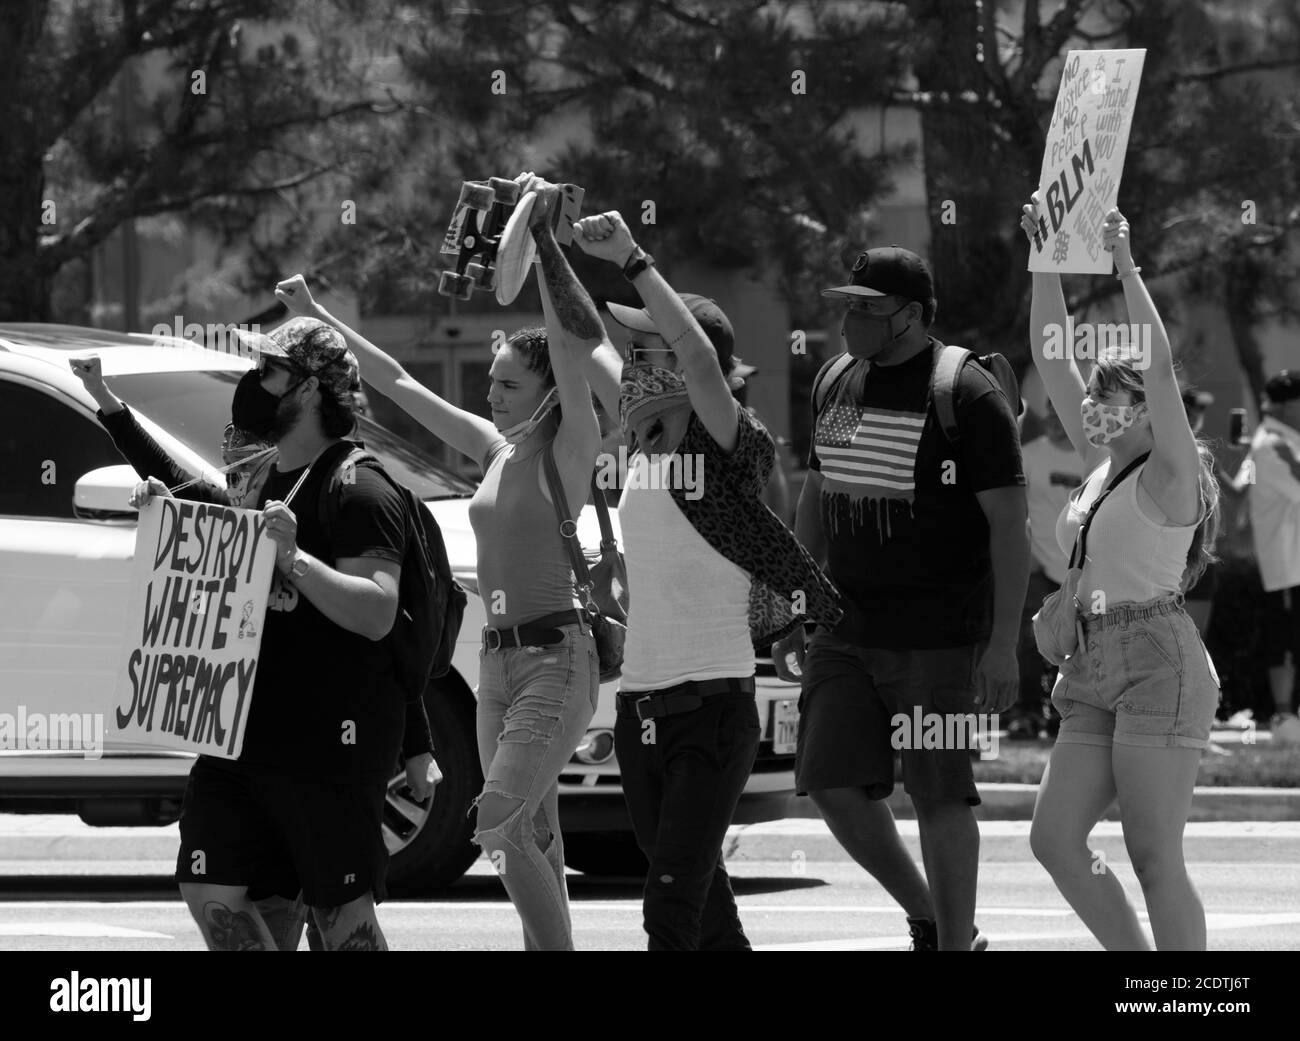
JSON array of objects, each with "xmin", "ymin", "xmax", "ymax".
[
  {"xmin": 1262, "ymin": 585, "xmax": 1300, "ymax": 669},
  {"xmin": 795, "ymin": 632, "xmax": 983, "ymax": 805},
  {"xmin": 175, "ymin": 757, "xmax": 388, "ymax": 909}
]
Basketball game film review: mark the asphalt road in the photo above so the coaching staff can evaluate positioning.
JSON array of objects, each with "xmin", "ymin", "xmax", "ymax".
[{"xmin": 1, "ymin": 818, "xmax": 1297, "ymax": 951}]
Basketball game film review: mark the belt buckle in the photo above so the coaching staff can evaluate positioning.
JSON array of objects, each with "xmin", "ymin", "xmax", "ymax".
[
  {"xmin": 484, "ymin": 628, "xmax": 503, "ymax": 652},
  {"xmin": 634, "ymin": 695, "xmax": 655, "ymax": 722}
]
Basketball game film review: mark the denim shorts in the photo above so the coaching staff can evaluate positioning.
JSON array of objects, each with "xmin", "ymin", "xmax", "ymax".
[{"xmin": 1051, "ymin": 596, "xmax": 1221, "ymax": 750}]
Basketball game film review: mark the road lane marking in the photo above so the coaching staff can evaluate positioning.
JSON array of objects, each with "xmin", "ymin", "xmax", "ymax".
[{"xmin": 0, "ymin": 922, "xmax": 171, "ymax": 938}]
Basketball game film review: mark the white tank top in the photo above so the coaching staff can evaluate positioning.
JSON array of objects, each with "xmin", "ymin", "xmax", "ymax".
[
  {"xmin": 618, "ymin": 453, "xmax": 753, "ymax": 690},
  {"xmin": 1055, "ymin": 460, "xmax": 1195, "ymax": 608}
]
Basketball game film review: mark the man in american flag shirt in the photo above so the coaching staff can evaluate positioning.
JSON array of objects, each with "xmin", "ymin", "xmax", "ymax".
[{"xmin": 780, "ymin": 246, "xmax": 1029, "ymax": 951}]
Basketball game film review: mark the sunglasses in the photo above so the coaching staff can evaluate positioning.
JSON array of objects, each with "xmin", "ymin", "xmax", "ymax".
[
  {"xmin": 629, "ymin": 341, "xmax": 677, "ymax": 367},
  {"xmin": 255, "ymin": 356, "xmax": 309, "ymax": 379}
]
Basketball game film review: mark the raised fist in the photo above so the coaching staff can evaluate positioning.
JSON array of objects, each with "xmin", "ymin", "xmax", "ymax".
[
  {"xmin": 274, "ymin": 274, "xmax": 318, "ymax": 316},
  {"xmin": 572, "ymin": 211, "xmax": 637, "ymax": 267}
]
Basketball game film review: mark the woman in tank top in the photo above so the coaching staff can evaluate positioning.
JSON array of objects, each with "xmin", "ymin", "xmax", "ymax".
[
  {"xmin": 273, "ymin": 176, "xmax": 603, "ymax": 950},
  {"xmin": 1019, "ymin": 199, "xmax": 1222, "ymax": 950}
]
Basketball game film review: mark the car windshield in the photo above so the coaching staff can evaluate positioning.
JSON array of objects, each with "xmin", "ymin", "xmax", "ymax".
[{"xmin": 104, "ymin": 369, "xmax": 475, "ymax": 500}]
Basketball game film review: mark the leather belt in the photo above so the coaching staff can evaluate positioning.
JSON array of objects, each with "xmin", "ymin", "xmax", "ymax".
[
  {"xmin": 482, "ymin": 609, "xmax": 587, "ymax": 652},
  {"xmin": 617, "ymin": 677, "xmax": 756, "ymax": 721}
]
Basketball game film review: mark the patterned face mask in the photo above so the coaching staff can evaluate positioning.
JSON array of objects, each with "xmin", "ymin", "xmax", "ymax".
[{"xmin": 1080, "ymin": 396, "xmax": 1146, "ymax": 446}]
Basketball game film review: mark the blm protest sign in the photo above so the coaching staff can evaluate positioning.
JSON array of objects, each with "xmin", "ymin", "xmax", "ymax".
[
  {"xmin": 1028, "ymin": 49, "xmax": 1146, "ymax": 274},
  {"xmin": 111, "ymin": 497, "xmax": 274, "ymax": 758}
]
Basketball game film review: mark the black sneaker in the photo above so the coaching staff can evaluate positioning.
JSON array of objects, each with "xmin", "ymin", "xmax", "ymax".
[{"xmin": 906, "ymin": 916, "xmax": 989, "ymax": 951}]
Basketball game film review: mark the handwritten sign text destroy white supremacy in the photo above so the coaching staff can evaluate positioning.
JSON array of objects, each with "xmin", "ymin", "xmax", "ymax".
[{"xmin": 113, "ymin": 498, "xmax": 274, "ymax": 758}]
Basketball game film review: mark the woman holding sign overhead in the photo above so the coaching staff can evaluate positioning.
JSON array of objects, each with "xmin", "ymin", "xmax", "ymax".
[
  {"xmin": 1019, "ymin": 196, "xmax": 1222, "ymax": 951},
  {"xmin": 275, "ymin": 173, "xmax": 602, "ymax": 951}
]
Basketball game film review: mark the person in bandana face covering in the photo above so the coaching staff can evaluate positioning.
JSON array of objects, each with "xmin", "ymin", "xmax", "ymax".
[
  {"xmin": 1020, "ymin": 196, "xmax": 1223, "ymax": 951},
  {"xmin": 569, "ymin": 210, "xmax": 843, "ymax": 951}
]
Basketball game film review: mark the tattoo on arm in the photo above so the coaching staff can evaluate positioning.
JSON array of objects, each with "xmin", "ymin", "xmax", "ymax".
[
  {"xmin": 534, "ymin": 226, "xmax": 604, "ymax": 341},
  {"xmin": 204, "ymin": 902, "xmax": 269, "ymax": 951}
]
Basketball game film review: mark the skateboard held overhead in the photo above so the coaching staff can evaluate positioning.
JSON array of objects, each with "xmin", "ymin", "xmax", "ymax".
[{"xmin": 437, "ymin": 177, "xmax": 585, "ymax": 304}]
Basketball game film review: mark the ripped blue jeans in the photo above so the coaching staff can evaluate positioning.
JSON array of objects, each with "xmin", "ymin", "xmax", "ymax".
[{"xmin": 473, "ymin": 622, "xmax": 599, "ymax": 950}]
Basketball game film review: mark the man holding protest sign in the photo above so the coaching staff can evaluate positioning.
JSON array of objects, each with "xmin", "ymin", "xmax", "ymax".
[{"xmin": 132, "ymin": 318, "xmax": 410, "ymax": 951}]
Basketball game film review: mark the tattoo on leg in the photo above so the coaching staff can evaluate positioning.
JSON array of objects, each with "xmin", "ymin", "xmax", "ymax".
[
  {"xmin": 204, "ymin": 902, "xmax": 268, "ymax": 951},
  {"xmin": 334, "ymin": 921, "xmax": 386, "ymax": 951},
  {"xmin": 534, "ymin": 227, "xmax": 604, "ymax": 341}
]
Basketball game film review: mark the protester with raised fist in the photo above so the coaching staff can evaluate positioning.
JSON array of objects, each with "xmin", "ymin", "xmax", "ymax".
[
  {"xmin": 72, "ymin": 344, "xmax": 438, "ymax": 952},
  {"xmin": 1020, "ymin": 196, "xmax": 1223, "ymax": 950},
  {"xmin": 276, "ymin": 173, "xmax": 602, "ymax": 951},
  {"xmin": 569, "ymin": 209, "xmax": 842, "ymax": 951},
  {"xmin": 121, "ymin": 318, "xmax": 414, "ymax": 950}
]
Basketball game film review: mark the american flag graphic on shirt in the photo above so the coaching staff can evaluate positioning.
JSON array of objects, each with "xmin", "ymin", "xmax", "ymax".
[{"xmin": 817, "ymin": 401, "xmax": 926, "ymax": 539}]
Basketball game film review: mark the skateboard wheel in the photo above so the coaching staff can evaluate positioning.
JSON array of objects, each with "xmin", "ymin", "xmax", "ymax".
[
  {"xmin": 465, "ymin": 261, "xmax": 487, "ymax": 282},
  {"xmin": 459, "ymin": 181, "xmax": 495, "ymax": 211},
  {"xmin": 489, "ymin": 177, "xmax": 520, "ymax": 205},
  {"xmin": 438, "ymin": 271, "xmax": 474, "ymax": 299}
]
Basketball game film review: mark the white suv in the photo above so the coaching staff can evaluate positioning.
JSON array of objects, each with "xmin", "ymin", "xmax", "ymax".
[{"xmin": 0, "ymin": 323, "xmax": 801, "ymax": 891}]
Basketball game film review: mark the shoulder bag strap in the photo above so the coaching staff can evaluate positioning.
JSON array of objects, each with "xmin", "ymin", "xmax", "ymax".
[
  {"xmin": 1071, "ymin": 451, "xmax": 1151, "ymax": 568},
  {"xmin": 542, "ymin": 444, "xmax": 599, "ymax": 614},
  {"xmin": 590, "ymin": 475, "xmax": 617, "ymax": 552}
]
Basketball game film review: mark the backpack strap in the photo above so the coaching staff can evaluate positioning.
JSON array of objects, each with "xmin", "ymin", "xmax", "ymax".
[
  {"xmin": 316, "ymin": 442, "xmax": 398, "ymax": 544},
  {"xmin": 812, "ymin": 352, "xmax": 857, "ymax": 417},
  {"xmin": 930, "ymin": 343, "xmax": 973, "ymax": 446}
]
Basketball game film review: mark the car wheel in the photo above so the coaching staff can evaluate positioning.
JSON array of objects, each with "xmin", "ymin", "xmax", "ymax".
[
  {"xmin": 562, "ymin": 831, "xmax": 649, "ymax": 878},
  {"xmin": 384, "ymin": 678, "xmax": 482, "ymax": 895}
]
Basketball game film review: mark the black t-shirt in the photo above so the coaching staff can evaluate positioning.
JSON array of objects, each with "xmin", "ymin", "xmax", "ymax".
[
  {"xmin": 235, "ymin": 446, "xmax": 407, "ymax": 783},
  {"xmin": 808, "ymin": 340, "xmax": 1024, "ymax": 649}
]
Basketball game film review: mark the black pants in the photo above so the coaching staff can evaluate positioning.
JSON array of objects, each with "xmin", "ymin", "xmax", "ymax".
[{"xmin": 613, "ymin": 691, "xmax": 761, "ymax": 951}]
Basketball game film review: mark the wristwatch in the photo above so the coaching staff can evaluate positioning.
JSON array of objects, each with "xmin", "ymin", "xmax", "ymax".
[
  {"xmin": 622, "ymin": 246, "xmax": 655, "ymax": 281},
  {"xmin": 288, "ymin": 551, "xmax": 311, "ymax": 581}
]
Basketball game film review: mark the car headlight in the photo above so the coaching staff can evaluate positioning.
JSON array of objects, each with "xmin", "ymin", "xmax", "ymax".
[{"xmin": 572, "ymin": 729, "xmax": 615, "ymax": 765}]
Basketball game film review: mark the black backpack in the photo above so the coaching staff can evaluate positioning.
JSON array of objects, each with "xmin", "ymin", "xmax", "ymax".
[
  {"xmin": 316, "ymin": 441, "xmax": 468, "ymax": 699},
  {"xmin": 812, "ymin": 341, "xmax": 1022, "ymax": 445}
]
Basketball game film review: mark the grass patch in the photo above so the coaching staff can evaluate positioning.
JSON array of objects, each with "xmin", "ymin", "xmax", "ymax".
[{"xmin": 967, "ymin": 739, "xmax": 1300, "ymax": 787}]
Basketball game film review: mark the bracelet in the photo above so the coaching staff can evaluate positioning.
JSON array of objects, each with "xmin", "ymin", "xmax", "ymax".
[{"xmin": 1116, "ymin": 265, "xmax": 1142, "ymax": 280}]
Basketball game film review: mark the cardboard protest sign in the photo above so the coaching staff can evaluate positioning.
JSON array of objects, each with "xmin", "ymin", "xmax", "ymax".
[
  {"xmin": 111, "ymin": 497, "xmax": 274, "ymax": 758},
  {"xmin": 1028, "ymin": 49, "xmax": 1146, "ymax": 274}
]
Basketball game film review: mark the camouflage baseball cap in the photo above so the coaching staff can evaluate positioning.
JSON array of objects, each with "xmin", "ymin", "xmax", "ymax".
[{"xmin": 259, "ymin": 317, "xmax": 352, "ymax": 377}]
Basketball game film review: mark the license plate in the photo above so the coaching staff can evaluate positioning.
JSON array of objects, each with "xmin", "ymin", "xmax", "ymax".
[{"xmin": 772, "ymin": 699, "xmax": 800, "ymax": 755}]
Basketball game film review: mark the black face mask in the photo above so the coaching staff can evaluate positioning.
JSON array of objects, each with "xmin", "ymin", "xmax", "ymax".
[
  {"xmin": 231, "ymin": 369, "xmax": 304, "ymax": 440},
  {"xmin": 841, "ymin": 301, "xmax": 913, "ymax": 358}
]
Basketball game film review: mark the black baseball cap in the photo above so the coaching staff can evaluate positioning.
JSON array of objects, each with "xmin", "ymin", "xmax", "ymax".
[
  {"xmin": 607, "ymin": 293, "xmax": 737, "ymax": 374},
  {"xmin": 823, "ymin": 246, "xmax": 935, "ymax": 303},
  {"xmin": 1265, "ymin": 370, "xmax": 1300, "ymax": 404}
]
